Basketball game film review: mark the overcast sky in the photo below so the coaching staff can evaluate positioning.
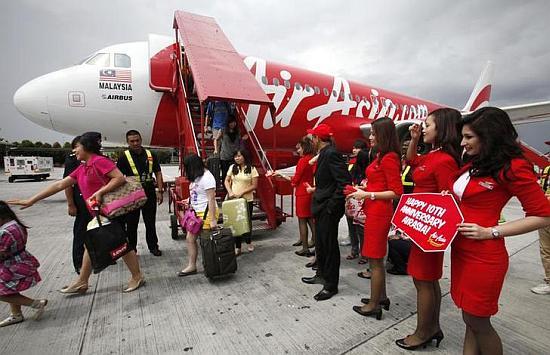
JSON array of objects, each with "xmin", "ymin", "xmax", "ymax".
[{"xmin": 1, "ymin": 0, "xmax": 549, "ymax": 146}]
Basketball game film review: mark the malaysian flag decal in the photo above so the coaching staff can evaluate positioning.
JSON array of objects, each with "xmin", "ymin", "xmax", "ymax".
[{"xmin": 99, "ymin": 69, "xmax": 132, "ymax": 83}]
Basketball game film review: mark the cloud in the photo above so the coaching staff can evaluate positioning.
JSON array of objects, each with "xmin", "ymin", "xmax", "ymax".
[{"xmin": 1, "ymin": 0, "xmax": 549, "ymax": 143}]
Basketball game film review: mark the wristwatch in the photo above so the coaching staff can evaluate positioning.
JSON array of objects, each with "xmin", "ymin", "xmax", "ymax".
[
  {"xmin": 491, "ymin": 227, "xmax": 501, "ymax": 239},
  {"xmin": 370, "ymin": 192, "xmax": 376, "ymax": 200}
]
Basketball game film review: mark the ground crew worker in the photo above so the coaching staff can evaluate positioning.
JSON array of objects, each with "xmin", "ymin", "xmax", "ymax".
[
  {"xmin": 117, "ymin": 130, "xmax": 164, "ymax": 256},
  {"xmin": 531, "ymin": 164, "xmax": 550, "ymax": 295}
]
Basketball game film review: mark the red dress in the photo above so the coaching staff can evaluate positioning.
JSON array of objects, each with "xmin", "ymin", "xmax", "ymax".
[
  {"xmin": 451, "ymin": 158, "xmax": 550, "ymax": 317},
  {"xmin": 407, "ymin": 150, "xmax": 458, "ymax": 281},
  {"xmin": 292, "ymin": 154, "xmax": 314, "ymax": 218},
  {"xmin": 362, "ymin": 152, "xmax": 403, "ymax": 258}
]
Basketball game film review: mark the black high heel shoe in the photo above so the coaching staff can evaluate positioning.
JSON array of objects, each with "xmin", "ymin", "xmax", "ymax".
[
  {"xmin": 395, "ymin": 330, "xmax": 445, "ymax": 350},
  {"xmin": 432, "ymin": 330, "xmax": 444, "ymax": 348},
  {"xmin": 360, "ymin": 297, "xmax": 390, "ymax": 310},
  {"xmin": 352, "ymin": 305, "xmax": 382, "ymax": 320}
]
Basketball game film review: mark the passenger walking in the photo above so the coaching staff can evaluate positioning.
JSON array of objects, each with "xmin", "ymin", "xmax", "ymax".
[
  {"xmin": 219, "ymin": 114, "xmax": 248, "ymax": 187},
  {"xmin": 348, "ymin": 117, "xmax": 403, "ymax": 319},
  {"xmin": 9, "ymin": 132, "xmax": 144, "ymax": 294},
  {"xmin": 0, "ymin": 201, "xmax": 47, "ymax": 327},
  {"xmin": 224, "ymin": 149, "xmax": 258, "ymax": 255},
  {"xmin": 301, "ymin": 124, "xmax": 351, "ymax": 301},
  {"xmin": 395, "ymin": 108, "xmax": 462, "ymax": 350},
  {"xmin": 63, "ymin": 135, "xmax": 91, "ymax": 274},
  {"xmin": 531, "ymin": 164, "xmax": 550, "ymax": 295},
  {"xmin": 178, "ymin": 154, "xmax": 218, "ymax": 276},
  {"xmin": 274, "ymin": 136, "xmax": 316, "ymax": 256},
  {"xmin": 116, "ymin": 130, "xmax": 164, "ymax": 256},
  {"xmin": 449, "ymin": 107, "xmax": 550, "ymax": 354},
  {"xmin": 206, "ymin": 100, "xmax": 232, "ymax": 155}
]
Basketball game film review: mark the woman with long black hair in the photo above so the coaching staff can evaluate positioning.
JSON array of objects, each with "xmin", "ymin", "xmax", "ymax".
[
  {"xmin": 348, "ymin": 117, "xmax": 403, "ymax": 319},
  {"xmin": 178, "ymin": 154, "xmax": 218, "ymax": 276},
  {"xmin": 449, "ymin": 107, "xmax": 550, "ymax": 354},
  {"xmin": 395, "ymin": 108, "xmax": 462, "ymax": 350}
]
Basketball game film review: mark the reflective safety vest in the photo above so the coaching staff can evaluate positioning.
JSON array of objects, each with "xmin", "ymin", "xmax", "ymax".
[
  {"xmin": 401, "ymin": 165, "xmax": 414, "ymax": 187},
  {"xmin": 125, "ymin": 149, "xmax": 153, "ymax": 183},
  {"xmin": 541, "ymin": 165, "xmax": 550, "ymax": 195}
]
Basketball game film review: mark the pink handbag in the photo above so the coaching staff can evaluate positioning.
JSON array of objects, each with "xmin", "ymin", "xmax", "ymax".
[{"xmin": 179, "ymin": 208, "xmax": 203, "ymax": 235}]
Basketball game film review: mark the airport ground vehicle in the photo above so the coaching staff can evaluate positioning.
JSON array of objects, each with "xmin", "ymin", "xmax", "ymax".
[{"xmin": 3, "ymin": 156, "xmax": 53, "ymax": 182}]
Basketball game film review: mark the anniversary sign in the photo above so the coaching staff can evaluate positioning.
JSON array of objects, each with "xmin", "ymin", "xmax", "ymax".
[{"xmin": 391, "ymin": 193, "xmax": 464, "ymax": 252}]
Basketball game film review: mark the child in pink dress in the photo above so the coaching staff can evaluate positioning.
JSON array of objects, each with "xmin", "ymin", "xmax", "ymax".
[{"xmin": 0, "ymin": 201, "xmax": 47, "ymax": 327}]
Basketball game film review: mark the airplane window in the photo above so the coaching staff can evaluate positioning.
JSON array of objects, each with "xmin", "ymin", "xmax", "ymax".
[
  {"xmin": 332, "ymin": 90, "xmax": 337, "ymax": 97},
  {"xmin": 340, "ymin": 91, "xmax": 345, "ymax": 99},
  {"xmin": 314, "ymin": 86, "xmax": 320, "ymax": 95},
  {"xmin": 261, "ymin": 76, "xmax": 268, "ymax": 85},
  {"xmin": 85, "ymin": 53, "xmax": 110, "ymax": 67},
  {"xmin": 305, "ymin": 84, "xmax": 312, "ymax": 92},
  {"xmin": 323, "ymin": 88, "xmax": 329, "ymax": 96},
  {"xmin": 295, "ymin": 82, "xmax": 302, "ymax": 90},
  {"xmin": 348, "ymin": 93, "xmax": 354, "ymax": 101},
  {"xmin": 284, "ymin": 80, "xmax": 291, "ymax": 89},
  {"xmin": 114, "ymin": 53, "xmax": 131, "ymax": 68},
  {"xmin": 77, "ymin": 54, "xmax": 94, "ymax": 65},
  {"xmin": 273, "ymin": 78, "xmax": 279, "ymax": 86},
  {"xmin": 355, "ymin": 95, "xmax": 361, "ymax": 102}
]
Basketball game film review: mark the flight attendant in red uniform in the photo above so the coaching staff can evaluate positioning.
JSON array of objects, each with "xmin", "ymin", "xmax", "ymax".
[
  {"xmin": 395, "ymin": 108, "xmax": 462, "ymax": 350},
  {"xmin": 348, "ymin": 117, "xmax": 403, "ymax": 320},
  {"xmin": 274, "ymin": 136, "xmax": 316, "ymax": 256},
  {"xmin": 451, "ymin": 107, "xmax": 550, "ymax": 355}
]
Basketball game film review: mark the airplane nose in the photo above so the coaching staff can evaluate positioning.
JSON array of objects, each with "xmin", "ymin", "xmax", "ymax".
[{"xmin": 13, "ymin": 78, "xmax": 54, "ymax": 130}]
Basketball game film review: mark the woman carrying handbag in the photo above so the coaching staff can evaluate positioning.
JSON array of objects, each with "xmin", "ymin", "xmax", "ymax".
[
  {"xmin": 178, "ymin": 154, "xmax": 218, "ymax": 276},
  {"xmin": 8, "ymin": 132, "xmax": 144, "ymax": 294}
]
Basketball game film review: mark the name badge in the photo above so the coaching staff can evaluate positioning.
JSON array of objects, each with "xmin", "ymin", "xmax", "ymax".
[{"xmin": 479, "ymin": 181, "xmax": 494, "ymax": 190}]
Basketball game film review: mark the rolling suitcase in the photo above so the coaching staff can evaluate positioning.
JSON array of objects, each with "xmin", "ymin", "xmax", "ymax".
[
  {"xmin": 200, "ymin": 227, "xmax": 237, "ymax": 279},
  {"xmin": 222, "ymin": 198, "xmax": 251, "ymax": 237}
]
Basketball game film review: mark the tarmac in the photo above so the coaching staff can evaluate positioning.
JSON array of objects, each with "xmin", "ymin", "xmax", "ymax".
[{"xmin": 0, "ymin": 167, "xmax": 549, "ymax": 355}]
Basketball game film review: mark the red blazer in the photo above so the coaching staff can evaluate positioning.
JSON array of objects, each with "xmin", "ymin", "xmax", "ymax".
[
  {"xmin": 291, "ymin": 154, "xmax": 314, "ymax": 197},
  {"xmin": 364, "ymin": 152, "xmax": 403, "ymax": 216},
  {"xmin": 452, "ymin": 158, "xmax": 550, "ymax": 252},
  {"xmin": 410, "ymin": 149, "xmax": 458, "ymax": 193}
]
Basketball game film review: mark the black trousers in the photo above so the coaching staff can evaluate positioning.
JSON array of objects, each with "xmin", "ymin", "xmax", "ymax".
[
  {"xmin": 387, "ymin": 239, "xmax": 411, "ymax": 273},
  {"xmin": 315, "ymin": 208, "xmax": 344, "ymax": 291},
  {"xmin": 124, "ymin": 191, "xmax": 159, "ymax": 251},
  {"xmin": 235, "ymin": 201, "xmax": 253, "ymax": 248},
  {"xmin": 72, "ymin": 196, "xmax": 91, "ymax": 273}
]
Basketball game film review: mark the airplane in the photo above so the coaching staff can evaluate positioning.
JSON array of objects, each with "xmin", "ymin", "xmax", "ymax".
[
  {"xmin": 13, "ymin": 12, "xmax": 550, "ymax": 173},
  {"xmin": 14, "ymin": 12, "xmax": 550, "ymax": 168}
]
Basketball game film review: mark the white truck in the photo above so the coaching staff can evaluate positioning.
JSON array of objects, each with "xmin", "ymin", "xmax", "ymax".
[{"xmin": 4, "ymin": 156, "xmax": 53, "ymax": 183}]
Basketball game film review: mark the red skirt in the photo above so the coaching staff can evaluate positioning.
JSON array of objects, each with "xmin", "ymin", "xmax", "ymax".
[
  {"xmin": 407, "ymin": 244, "xmax": 444, "ymax": 281},
  {"xmin": 295, "ymin": 194, "xmax": 312, "ymax": 218},
  {"xmin": 362, "ymin": 213, "xmax": 392, "ymax": 259},
  {"xmin": 451, "ymin": 236, "xmax": 508, "ymax": 317}
]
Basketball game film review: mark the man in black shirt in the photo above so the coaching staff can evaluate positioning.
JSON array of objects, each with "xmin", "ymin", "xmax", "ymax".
[
  {"xmin": 117, "ymin": 130, "xmax": 164, "ymax": 256},
  {"xmin": 301, "ymin": 124, "xmax": 351, "ymax": 301}
]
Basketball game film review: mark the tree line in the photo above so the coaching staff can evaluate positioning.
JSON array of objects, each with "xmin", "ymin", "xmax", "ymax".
[{"xmin": 1, "ymin": 140, "xmax": 175, "ymax": 168}]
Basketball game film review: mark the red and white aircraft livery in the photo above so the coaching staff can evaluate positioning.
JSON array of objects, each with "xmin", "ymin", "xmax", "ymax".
[{"xmin": 13, "ymin": 11, "xmax": 550, "ymax": 171}]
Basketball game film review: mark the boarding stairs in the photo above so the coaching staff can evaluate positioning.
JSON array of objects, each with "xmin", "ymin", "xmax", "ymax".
[{"xmin": 166, "ymin": 10, "xmax": 293, "ymax": 236}]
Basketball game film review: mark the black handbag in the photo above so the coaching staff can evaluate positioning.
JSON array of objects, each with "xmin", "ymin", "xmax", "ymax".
[{"xmin": 84, "ymin": 213, "xmax": 130, "ymax": 274}]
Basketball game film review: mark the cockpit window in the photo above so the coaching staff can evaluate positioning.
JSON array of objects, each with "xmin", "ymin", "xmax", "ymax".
[
  {"xmin": 114, "ymin": 53, "xmax": 131, "ymax": 68},
  {"xmin": 85, "ymin": 53, "xmax": 110, "ymax": 67}
]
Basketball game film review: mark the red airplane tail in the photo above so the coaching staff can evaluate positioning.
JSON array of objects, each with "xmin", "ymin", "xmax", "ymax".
[{"xmin": 462, "ymin": 61, "xmax": 493, "ymax": 112}]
